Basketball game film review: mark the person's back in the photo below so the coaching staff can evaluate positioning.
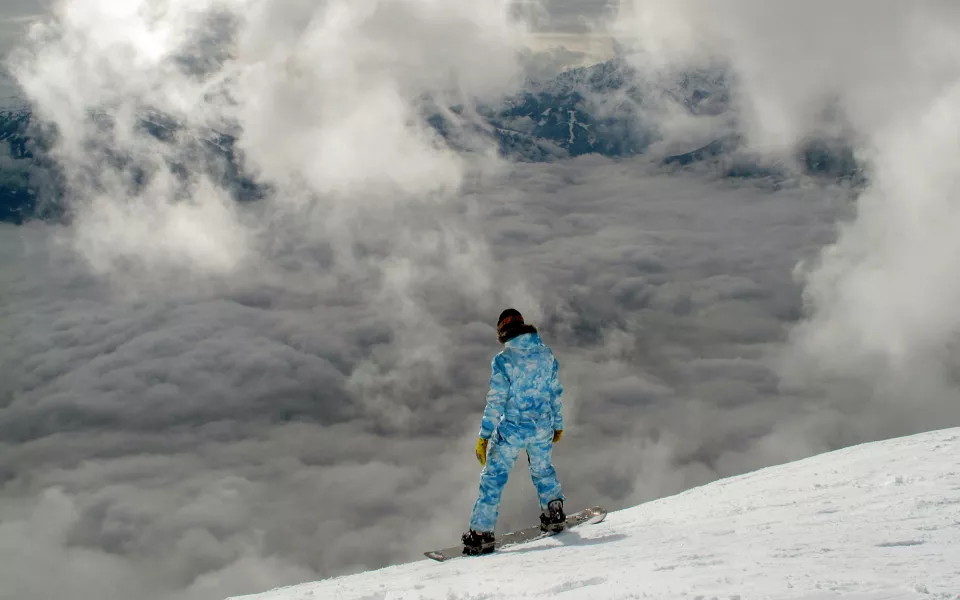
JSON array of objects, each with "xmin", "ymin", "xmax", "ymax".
[
  {"xmin": 462, "ymin": 309, "xmax": 566, "ymax": 555},
  {"xmin": 480, "ymin": 330, "xmax": 562, "ymax": 444}
]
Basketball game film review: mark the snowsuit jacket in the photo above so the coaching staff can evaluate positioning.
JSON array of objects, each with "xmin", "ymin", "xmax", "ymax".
[{"xmin": 478, "ymin": 331, "xmax": 564, "ymax": 440}]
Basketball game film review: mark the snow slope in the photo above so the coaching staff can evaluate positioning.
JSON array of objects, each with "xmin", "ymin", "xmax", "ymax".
[{"xmin": 233, "ymin": 429, "xmax": 960, "ymax": 600}]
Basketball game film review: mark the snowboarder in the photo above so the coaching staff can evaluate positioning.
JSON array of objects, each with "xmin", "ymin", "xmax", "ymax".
[{"xmin": 461, "ymin": 309, "xmax": 566, "ymax": 555}]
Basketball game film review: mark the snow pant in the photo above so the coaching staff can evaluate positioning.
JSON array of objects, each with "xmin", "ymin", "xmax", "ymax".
[{"xmin": 468, "ymin": 420, "xmax": 564, "ymax": 533}]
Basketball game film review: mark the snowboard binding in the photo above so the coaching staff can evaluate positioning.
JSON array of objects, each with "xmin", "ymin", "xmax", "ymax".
[
  {"xmin": 461, "ymin": 530, "xmax": 496, "ymax": 556},
  {"xmin": 539, "ymin": 499, "xmax": 566, "ymax": 533}
]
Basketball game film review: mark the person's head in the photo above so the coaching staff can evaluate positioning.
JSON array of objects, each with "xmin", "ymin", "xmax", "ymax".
[{"xmin": 496, "ymin": 308, "xmax": 525, "ymax": 344}]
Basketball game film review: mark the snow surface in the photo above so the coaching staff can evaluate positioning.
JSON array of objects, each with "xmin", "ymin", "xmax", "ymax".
[{"xmin": 233, "ymin": 428, "xmax": 960, "ymax": 600}]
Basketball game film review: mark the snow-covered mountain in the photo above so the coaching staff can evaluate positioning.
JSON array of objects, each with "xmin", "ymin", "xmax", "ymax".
[
  {"xmin": 0, "ymin": 58, "xmax": 861, "ymax": 224},
  {"xmin": 478, "ymin": 57, "xmax": 732, "ymax": 161},
  {"xmin": 0, "ymin": 109, "xmax": 40, "ymax": 224},
  {"xmin": 0, "ymin": 107, "xmax": 262, "ymax": 224},
  {"xmin": 231, "ymin": 428, "xmax": 960, "ymax": 600}
]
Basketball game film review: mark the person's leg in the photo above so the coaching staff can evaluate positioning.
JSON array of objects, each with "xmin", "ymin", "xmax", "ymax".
[
  {"xmin": 526, "ymin": 430, "xmax": 564, "ymax": 511},
  {"xmin": 468, "ymin": 433, "xmax": 523, "ymax": 533}
]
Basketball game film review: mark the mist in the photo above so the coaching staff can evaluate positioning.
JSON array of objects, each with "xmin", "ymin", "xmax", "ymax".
[
  {"xmin": 4, "ymin": 1, "xmax": 960, "ymax": 599},
  {"xmin": 615, "ymin": 0, "xmax": 960, "ymax": 437}
]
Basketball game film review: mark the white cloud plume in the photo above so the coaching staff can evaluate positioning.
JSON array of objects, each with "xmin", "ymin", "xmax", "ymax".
[
  {"xmin": 614, "ymin": 0, "xmax": 960, "ymax": 419},
  {"xmin": 8, "ymin": 0, "xmax": 528, "ymax": 287}
]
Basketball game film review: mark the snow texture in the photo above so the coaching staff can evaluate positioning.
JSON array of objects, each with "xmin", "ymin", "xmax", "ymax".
[{"xmin": 231, "ymin": 428, "xmax": 960, "ymax": 600}]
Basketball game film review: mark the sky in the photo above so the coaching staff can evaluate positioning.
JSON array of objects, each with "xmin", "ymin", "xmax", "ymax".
[
  {"xmin": 0, "ymin": 0, "xmax": 42, "ymax": 52},
  {"xmin": 0, "ymin": 0, "xmax": 44, "ymax": 102},
  {"xmin": 5, "ymin": 1, "xmax": 960, "ymax": 600},
  {"xmin": 1, "ymin": 0, "xmax": 619, "ymax": 105}
]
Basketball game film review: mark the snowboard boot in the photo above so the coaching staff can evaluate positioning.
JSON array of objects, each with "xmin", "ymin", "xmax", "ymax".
[
  {"xmin": 461, "ymin": 530, "xmax": 496, "ymax": 556},
  {"xmin": 539, "ymin": 499, "xmax": 566, "ymax": 533}
]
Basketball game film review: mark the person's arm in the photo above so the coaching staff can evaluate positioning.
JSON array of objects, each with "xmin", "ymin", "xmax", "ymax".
[
  {"xmin": 549, "ymin": 356, "xmax": 564, "ymax": 433},
  {"xmin": 479, "ymin": 355, "xmax": 509, "ymax": 439}
]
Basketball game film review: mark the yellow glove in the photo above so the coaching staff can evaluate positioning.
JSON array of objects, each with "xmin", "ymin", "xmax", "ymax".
[
  {"xmin": 475, "ymin": 437, "xmax": 489, "ymax": 465},
  {"xmin": 552, "ymin": 430, "xmax": 563, "ymax": 443}
]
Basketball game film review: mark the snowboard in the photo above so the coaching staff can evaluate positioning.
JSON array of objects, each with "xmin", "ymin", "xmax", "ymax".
[{"xmin": 423, "ymin": 505, "xmax": 607, "ymax": 562}]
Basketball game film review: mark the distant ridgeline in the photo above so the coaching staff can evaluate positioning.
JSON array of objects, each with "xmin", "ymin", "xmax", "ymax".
[
  {"xmin": 467, "ymin": 57, "xmax": 862, "ymax": 179},
  {"xmin": 0, "ymin": 110, "xmax": 44, "ymax": 224},
  {"xmin": 0, "ymin": 108, "xmax": 265, "ymax": 225},
  {"xmin": 0, "ymin": 59, "xmax": 862, "ymax": 225}
]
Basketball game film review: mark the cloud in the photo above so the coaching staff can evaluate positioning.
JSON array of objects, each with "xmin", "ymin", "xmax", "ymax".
[
  {"xmin": 7, "ymin": 0, "xmax": 528, "ymax": 290},
  {"xmin": 513, "ymin": 0, "xmax": 618, "ymax": 34},
  {"xmin": 7, "ymin": 1, "xmax": 960, "ymax": 599},
  {"xmin": 0, "ymin": 0, "xmax": 44, "ymax": 57},
  {"xmin": 2, "ymin": 0, "xmax": 530, "ymax": 595},
  {"xmin": 614, "ymin": 0, "xmax": 960, "ymax": 434},
  {"xmin": 0, "ymin": 8, "xmax": 41, "ymax": 103},
  {"xmin": 1, "ymin": 153, "xmax": 855, "ymax": 598}
]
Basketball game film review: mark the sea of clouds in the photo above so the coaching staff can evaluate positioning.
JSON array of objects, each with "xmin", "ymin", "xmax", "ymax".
[{"xmin": 3, "ymin": 1, "xmax": 960, "ymax": 599}]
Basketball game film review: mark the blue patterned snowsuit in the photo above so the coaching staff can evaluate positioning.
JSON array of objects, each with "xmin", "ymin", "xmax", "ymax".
[{"xmin": 469, "ymin": 332, "xmax": 565, "ymax": 533}]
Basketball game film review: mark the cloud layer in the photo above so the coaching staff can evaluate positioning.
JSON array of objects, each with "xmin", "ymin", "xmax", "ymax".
[
  {"xmin": 616, "ymin": 0, "xmax": 960, "ymax": 439},
  {"xmin": 1, "ymin": 158, "xmax": 850, "ymax": 599},
  {"xmin": 6, "ymin": 1, "xmax": 960, "ymax": 599}
]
